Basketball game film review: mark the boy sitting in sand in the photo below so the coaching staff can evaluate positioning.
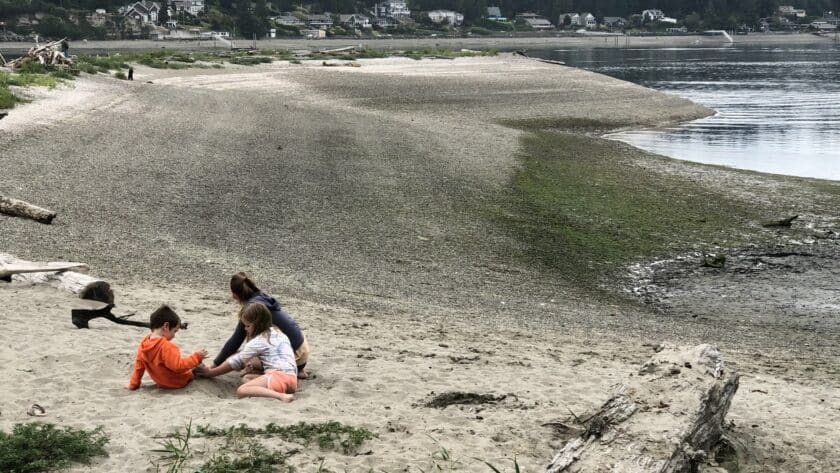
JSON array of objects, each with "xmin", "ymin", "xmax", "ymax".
[
  {"xmin": 126, "ymin": 305, "xmax": 208, "ymax": 390},
  {"xmin": 196, "ymin": 304, "xmax": 297, "ymax": 402}
]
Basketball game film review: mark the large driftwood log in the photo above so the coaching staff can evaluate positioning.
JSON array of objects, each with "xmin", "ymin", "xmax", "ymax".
[
  {"xmin": 546, "ymin": 344, "xmax": 740, "ymax": 473},
  {"xmin": 0, "ymin": 195, "xmax": 57, "ymax": 224},
  {"xmin": 0, "ymin": 253, "xmax": 109, "ymax": 299}
]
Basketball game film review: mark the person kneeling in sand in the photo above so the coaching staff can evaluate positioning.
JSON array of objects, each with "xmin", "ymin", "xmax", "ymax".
[
  {"xmin": 211, "ymin": 272, "xmax": 311, "ymax": 379},
  {"xmin": 126, "ymin": 305, "xmax": 208, "ymax": 390},
  {"xmin": 197, "ymin": 304, "xmax": 298, "ymax": 402}
]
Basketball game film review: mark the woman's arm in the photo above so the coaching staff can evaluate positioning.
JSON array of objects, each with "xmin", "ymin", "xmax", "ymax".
[{"xmin": 212, "ymin": 321, "xmax": 247, "ymax": 366}]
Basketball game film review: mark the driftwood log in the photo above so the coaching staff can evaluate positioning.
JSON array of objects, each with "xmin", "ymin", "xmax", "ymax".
[
  {"xmin": 763, "ymin": 215, "xmax": 799, "ymax": 228},
  {"xmin": 0, "ymin": 195, "xmax": 57, "ymax": 224},
  {"xmin": 546, "ymin": 344, "xmax": 740, "ymax": 473}
]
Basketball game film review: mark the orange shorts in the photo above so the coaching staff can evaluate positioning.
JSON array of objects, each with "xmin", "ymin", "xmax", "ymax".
[{"xmin": 265, "ymin": 369, "xmax": 298, "ymax": 394}]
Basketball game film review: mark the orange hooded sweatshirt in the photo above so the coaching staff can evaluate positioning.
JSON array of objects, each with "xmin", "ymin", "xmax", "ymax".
[{"xmin": 128, "ymin": 335, "xmax": 203, "ymax": 389}]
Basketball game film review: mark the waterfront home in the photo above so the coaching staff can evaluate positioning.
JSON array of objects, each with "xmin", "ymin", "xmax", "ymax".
[
  {"xmin": 580, "ymin": 12, "xmax": 597, "ymax": 29},
  {"xmin": 373, "ymin": 16, "xmax": 399, "ymax": 29},
  {"xmin": 642, "ymin": 9, "xmax": 664, "ymax": 21},
  {"xmin": 122, "ymin": 1, "xmax": 161, "ymax": 25},
  {"xmin": 810, "ymin": 20, "xmax": 837, "ymax": 31},
  {"xmin": 273, "ymin": 15, "xmax": 305, "ymax": 26},
  {"xmin": 307, "ymin": 14, "xmax": 334, "ymax": 29},
  {"xmin": 486, "ymin": 7, "xmax": 507, "ymax": 21},
  {"xmin": 517, "ymin": 13, "xmax": 554, "ymax": 29},
  {"xmin": 339, "ymin": 14, "xmax": 372, "ymax": 29},
  {"xmin": 428, "ymin": 10, "xmax": 464, "ymax": 26},
  {"xmin": 603, "ymin": 16, "xmax": 626, "ymax": 29},
  {"xmin": 559, "ymin": 13, "xmax": 580, "ymax": 26},
  {"xmin": 375, "ymin": 1, "xmax": 411, "ymax": 19}
]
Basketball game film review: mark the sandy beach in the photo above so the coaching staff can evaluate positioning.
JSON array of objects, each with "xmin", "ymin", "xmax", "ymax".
[{"xmin": 1, "ymin": 54, "xmax": 838, "ymax": 471}]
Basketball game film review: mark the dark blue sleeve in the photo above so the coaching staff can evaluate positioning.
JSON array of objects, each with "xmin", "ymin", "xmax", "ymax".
[
  {"xmin": 213, "ymin": 321, "xmax": 247, "ymax": 366},
  {"xmin": 270, "ymin": 305, "xmax": 304, "ymax": 350}
]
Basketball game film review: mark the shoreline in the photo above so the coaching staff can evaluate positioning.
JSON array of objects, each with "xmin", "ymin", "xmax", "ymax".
[
  {"xmin": 0, "ymin": 32, "xmax": 834, "ymax": 56},
  {"xmin": 1, "ymin": 55, "xmax": 839, "ymax": 471}
]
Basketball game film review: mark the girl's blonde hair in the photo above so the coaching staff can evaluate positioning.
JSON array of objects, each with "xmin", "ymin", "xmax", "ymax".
[{"xmin": 240, "ymin": 303, "xmax": 273, "ymax": 342}]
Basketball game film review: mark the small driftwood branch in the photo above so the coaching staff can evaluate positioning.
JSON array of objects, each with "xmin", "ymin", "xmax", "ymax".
[
  {"xmin": 0, "ymin": 195, "xmax": 57, "ymax": 224},
  {"xmin": 763, "ymin": 215, "xmax": 798, "ymax": 228}
]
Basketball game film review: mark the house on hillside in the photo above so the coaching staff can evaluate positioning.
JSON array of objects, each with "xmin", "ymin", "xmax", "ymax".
[
  {"xmin": 373, "ymin": 16, "xmax": 399, "ymax": 29},
  {"xmin": 172, "ymin": 0, "xmax": 204, "ymax": 17},
  {"xmin": 307, "ymin": 14, "xmax": 334, "ymax": 29},
  {"xmin": 122, "ymin": 1, "xmax": 160, "ymax": 24},
  {"xmin": 428, "ymin": 10, "xmax": 464, "ymax": 26},
  {"xmin": 339, "ymin": 14, "xmax": 371, "ymax": 29},
  {"xmin": 375, "ymin": 0, "xmax": 410, "ymax": 19},
  {"xmin": 641, "ymin": 9, "xmax": 664, "ymax": 22},
  {"xmin": 486, "ymin": 7, "xmax": 507, "ymax": 21},
  {"xmin": 778, "ymin": 5, "xmax": 807, "ymax": 17}
]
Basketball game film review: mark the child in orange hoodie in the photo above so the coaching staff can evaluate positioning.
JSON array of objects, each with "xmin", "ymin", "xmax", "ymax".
[{"xmin": 126, "ymin": 305, "xmax": 208, "ymax": 390}]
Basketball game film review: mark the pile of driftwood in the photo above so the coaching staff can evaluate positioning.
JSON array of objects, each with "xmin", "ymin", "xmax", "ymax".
[{"xmin": 3, "ymin": 38, "xmax": 74, "ymax": 70}]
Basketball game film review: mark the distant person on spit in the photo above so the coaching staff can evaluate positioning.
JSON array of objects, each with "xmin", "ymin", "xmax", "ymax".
[
  {"xmin": 211, "ymin": 272, "xmax": 310, "ymax": 379},
  {"xmin": 197, "ymin": 303, "xmax": 298, "ymax": 402},
  {"xmin": 126, "ymin": 305, "xmax": 208, "ymax": 390}
]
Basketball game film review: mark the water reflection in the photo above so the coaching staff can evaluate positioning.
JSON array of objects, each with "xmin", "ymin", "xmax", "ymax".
[{"xmin": 540, "ymin": 45, "xmax": 840, "ymax": 180}]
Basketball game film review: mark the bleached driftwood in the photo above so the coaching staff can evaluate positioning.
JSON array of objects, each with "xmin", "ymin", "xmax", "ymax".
[
  {"xmin": 0, "ymin": 195, "xmax": 57, "ymax": 224},
  {"xmin": 546, "ymin": 344, "xmax": 740, "ymax": 473},
  {"xmin": 0, "ymin": 253, "xmax": 110, "ymax": 302},
  {"xmin": 5, "ymin": 38, "xmax": 74, "ymax": 70}
]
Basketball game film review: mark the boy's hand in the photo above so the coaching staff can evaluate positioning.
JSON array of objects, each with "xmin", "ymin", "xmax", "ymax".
[
  {"xmin": 193, "ymin": 364, "xmax": 208, "ymax": 377},
  {"xmin": 198, "ymin": 349, "xmax": 209, "ymax": 359}
]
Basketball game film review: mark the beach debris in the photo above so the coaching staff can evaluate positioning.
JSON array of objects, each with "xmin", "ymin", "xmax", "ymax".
[
  {"xmin": 0, "ymin": 260, "xmax": 88, "ymax": 282},
  {"xmin": 0, "ymin": 195, "xmax": 57, "ymax": 224},
  {"xmin": 763, "ymin": 215, "xmax": 799, "ymax": 228},
  {"xmin": 702, "ymin": 253, "xmax": 727, "ymax": 268},
  {"xmin": 4, "ymin": 38, "xmax": 74, "ymax": 71},
  {"xmin": 424, "ymin": 391, "xmax": 507, "ymax": 408},
  {"xmin": 26, "ymin": 404, "xmax": 47, "ymax": 417},
  {"xmin": 322, "ymin": 60, "xmax": 360, "ymax": 67},
  {"xmin": 546, "ymin": 344, "xmax": 739, "ymax": 473}
]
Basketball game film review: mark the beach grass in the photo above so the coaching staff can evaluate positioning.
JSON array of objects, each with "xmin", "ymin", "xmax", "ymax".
[
  {"xmin": 196, "ymin": 421, "xmax": 376, "ymax": 455},
  {"xmin": 0, "ymin": 69, "xmax": 69, "ymax": 109},
  {"xmin": 0, "ymin": 422, "xmax": 108, "ymax": 472},
  {"xmin": 493, "ymin": 122, "xmax": 764, "ymax": 288}
]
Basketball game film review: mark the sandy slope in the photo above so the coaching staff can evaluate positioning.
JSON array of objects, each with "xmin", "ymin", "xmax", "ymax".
[{"xmin": 1, "ymin": 55, "xmax": 838, "ymax": 471}]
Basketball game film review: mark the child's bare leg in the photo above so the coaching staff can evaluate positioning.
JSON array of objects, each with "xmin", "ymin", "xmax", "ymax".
[
  {"xmin": 236, "ymin": 375, "xmax": 294, "ymax": 402},
  {"xmin": 240, "ymin": 374, "xmax": 260, "ymax": 383}
]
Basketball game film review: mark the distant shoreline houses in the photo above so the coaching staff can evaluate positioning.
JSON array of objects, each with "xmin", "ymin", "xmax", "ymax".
[{"xmin": 4, "ymin": 1, "xmax": 837, "ymax": 41}]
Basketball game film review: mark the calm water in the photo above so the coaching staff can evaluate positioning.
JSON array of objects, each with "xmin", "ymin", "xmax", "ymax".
[{"xmin": 536, "ymin": 44, "xmax": 840, "ymax": 180}]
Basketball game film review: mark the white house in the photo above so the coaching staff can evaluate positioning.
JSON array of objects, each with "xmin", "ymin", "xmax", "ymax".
[
  {"xmin": 427, "ymin": 10, "xmax": 464, "ymax": 26},
  {"xmin": 778, "ymin": 5, "xmax": 807, "ymax": 17},
  {"xmin": 375, "ymin": 1, "xmax": 410, "ymax": 19},
  {"xmin": 339, "ymin": 14, "xmax": 372, "ymax": 29},
  {"xmin": 517, "ymin": 13, "xmax": 554, "ymax": 29},
  {"xmin": 172, "ymin": 0, "xmax": 204, "ymax": 17},
  {"xmin": 122, "ymin": 1, "xmax": 160, "ymax": 24},
  {"xmin": 580, "ymin": 12, "xmax": 597, "ymax": 28},
  {"xmin": 641, "ymin": 9, "xmax": 664, "ymax": 22}
]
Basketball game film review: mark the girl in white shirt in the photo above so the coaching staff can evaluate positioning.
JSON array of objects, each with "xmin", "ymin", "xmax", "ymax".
[{"xmin": 197, "ymin": 304, "xmax": 297, "ymax": 402}]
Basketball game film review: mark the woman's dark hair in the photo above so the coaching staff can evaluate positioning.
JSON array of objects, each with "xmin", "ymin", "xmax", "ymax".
[
  {"xmin": 230, "ymin": 272, "xmax": 259, "ymax": 303},
  {"xmin": 240, "ymin": 303, "xmax": 272, "ymax": 341}
]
